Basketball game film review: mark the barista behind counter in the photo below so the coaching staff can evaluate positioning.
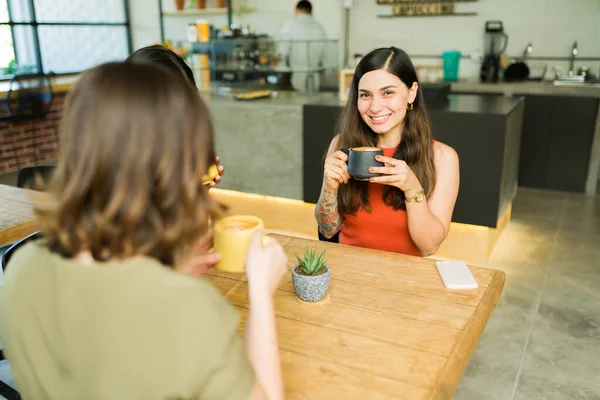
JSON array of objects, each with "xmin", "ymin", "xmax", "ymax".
[{"xmin": 279, "ymin": 0, "xmax": 328, "ymax": 93}]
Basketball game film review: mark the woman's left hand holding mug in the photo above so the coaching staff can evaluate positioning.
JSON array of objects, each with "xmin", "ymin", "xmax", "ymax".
[
  {"xmin": 176, "ymin": 230, "xmax": 221, "ymax": 277},
  {"xmin": 368, "ymin": 155, "xmax": 423, "ymax": 197}
]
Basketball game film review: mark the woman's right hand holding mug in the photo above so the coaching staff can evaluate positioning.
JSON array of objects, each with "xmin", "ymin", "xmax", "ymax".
[
  {"xmin": 245, "ymin": 230, "xmax": 288, "ymax": 297},
  {"xmin": 323, "ymin": 150, "xmax": 350, "ymax": 191}
]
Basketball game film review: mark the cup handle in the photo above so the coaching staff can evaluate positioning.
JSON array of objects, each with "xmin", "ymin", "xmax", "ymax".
[{"xmin": 341, "ymin": 148, "xmax": 350, "ymax": 156}]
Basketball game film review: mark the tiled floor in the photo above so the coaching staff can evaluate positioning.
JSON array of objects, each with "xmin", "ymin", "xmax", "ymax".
[
  {"xmin": 0, "ymin": 181, "xmax": 598, "ymax": 399},
  {"xmin": 454, "ymin": 189, "xmax": 600, "ymax": 400}
]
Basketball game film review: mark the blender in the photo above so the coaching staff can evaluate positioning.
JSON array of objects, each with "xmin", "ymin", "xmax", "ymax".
[{"xmin": 480, "ymin": 21, "xmax": 508, "ymax": 83}]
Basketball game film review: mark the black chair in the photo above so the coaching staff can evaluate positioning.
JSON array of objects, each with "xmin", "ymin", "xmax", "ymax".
[
  {"xmin": 0, "ymin": 72, "xmax": 56, "ymax": 169},
  {"xmin": 0, "ymin": 231, "xmax": 41, "ymax": 400},
  {"xmin": 1, "ymin": 231, "xmax": 41, "ymax": 272},
  {"xmin": 318, "ymin": 229, "xmax": 339, "ymax": 243},
  {"xmin": 17, "ymin": 165, "xmax": 55, "ymax": 190}
]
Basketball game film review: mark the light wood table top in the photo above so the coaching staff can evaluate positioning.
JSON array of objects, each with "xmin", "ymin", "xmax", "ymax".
[
  {"xmin": 205, "ymin": 234, "xmax": 505, "ymax": 399},
  {"xmin": 0, "ymin": 184, "xmax": 505, "ymax": 398},
  {"xmin": 0, "ymin": 184, "xmax": 40, "ymax": 246}
]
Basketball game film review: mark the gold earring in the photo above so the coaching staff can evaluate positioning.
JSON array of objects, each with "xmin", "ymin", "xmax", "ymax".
[{"xmin": 407, "ymin": 103, "xmax": 414, "ymax": 112}]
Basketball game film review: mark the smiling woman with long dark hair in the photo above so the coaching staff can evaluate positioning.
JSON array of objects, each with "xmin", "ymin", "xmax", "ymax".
[{"xmin": 315, "ymin": 47, "xmax": 460, "ymax": 257}]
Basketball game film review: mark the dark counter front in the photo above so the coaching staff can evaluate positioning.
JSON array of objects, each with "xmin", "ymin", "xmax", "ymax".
[
  {"xmin": 450, "ymin": 81, "xmax": 600, "ymax": 195},
  {"xmin": 303, "ymin": 94, "xmax": 525, "ymax": 228}
]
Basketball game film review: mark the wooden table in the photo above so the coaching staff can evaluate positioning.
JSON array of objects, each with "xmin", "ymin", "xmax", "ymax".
[
  {"xmin": 0, "ymin": 184, "xmax": 40, "ymax": 246},
  {"xmin": 205, "ymin": 235, "xmax": 505, "ymax": 399},
  {"xmin": 0, "ymin": 184, "xmax": 505, "ymax": 399}
]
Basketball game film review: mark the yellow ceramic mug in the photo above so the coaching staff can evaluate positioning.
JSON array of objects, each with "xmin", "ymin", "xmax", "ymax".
[{"xmin": 213, "ymin": 215, "xmax": 264, "ymax": 273}]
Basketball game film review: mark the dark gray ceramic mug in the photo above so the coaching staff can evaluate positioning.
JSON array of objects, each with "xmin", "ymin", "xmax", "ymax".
[{"xmin": 341, "ymin": 147, "xmax": 384, "ymax": 181}]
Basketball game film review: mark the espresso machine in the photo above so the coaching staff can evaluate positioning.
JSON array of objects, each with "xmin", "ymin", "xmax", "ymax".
[{"xmin": 480, "ymin": 21, "xmax": 508, "ymax": 82}]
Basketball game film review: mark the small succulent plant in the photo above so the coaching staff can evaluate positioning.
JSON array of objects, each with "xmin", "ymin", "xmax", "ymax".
[{"xmin": 295, "ymin": 246, "xmax": 327, "ymax": 276}]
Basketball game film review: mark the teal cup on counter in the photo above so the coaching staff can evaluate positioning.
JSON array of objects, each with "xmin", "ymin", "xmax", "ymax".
[{"xmin": 442, "ymin": 51, "xmax": 461, "ymax": 82}]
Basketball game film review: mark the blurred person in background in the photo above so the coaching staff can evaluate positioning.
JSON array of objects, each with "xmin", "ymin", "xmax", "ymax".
[{"xmin": 280, "ymin": 0, "xmax": 327, "ymax": 93}]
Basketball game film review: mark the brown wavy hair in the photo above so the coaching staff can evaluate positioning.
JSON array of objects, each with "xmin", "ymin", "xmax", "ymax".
[
  {"xmin": 35, "ymin": 62, "xmax": 221, "ymax": 266},
  {"xmin": 336, "ymin": 47, "xmax": 436, "ymax": 216}
]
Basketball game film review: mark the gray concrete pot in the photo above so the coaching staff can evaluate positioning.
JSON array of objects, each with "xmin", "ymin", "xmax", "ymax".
[{"xmin": 292, "ymin": 264, "xmax": 330, "ymax": 302}]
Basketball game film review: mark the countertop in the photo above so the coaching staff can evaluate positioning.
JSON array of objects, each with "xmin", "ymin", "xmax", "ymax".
[
  {"xmin": 201, "ymin": 89, "xmax": 337, "ymax": 107},
  {"xmin": 3, "ymin": 73, "xmax": 599, "ymax": 100},
  {"xmin": 451, "ymin": 80, "xmax": 600, "ymax": 98}
]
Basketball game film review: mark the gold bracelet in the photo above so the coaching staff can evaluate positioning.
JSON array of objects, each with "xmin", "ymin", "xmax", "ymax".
[{"xmin": 405, "ymin": 189, "xmax": 425, "ymax": 203}]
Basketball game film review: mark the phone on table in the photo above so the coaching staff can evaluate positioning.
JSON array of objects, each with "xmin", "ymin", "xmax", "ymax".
[{"xmin": 435, "ymin": 260, "xmax": 478, "ymax": 290}]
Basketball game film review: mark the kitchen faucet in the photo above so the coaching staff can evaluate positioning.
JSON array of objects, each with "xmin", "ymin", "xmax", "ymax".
[{"xmin": 569, "ymin": 41, "xmax": 578, "ymax": 76}]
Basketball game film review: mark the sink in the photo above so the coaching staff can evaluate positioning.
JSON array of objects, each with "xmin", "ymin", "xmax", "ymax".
[
  {"xmin": 553, "ymin": 75, "xmax": 600, "ymax": 86},
  {"xmin": 554, "ymin": 75, "xmax": 585, "ymax": 83}
]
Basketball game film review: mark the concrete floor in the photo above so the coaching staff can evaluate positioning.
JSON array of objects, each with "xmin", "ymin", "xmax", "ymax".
[
  {"xmin": 0, "ymin": 174, "xmax": 598, "ymax": 398},
  {"xmin": 455, "ymin": 188, "xmax": 600, "ymax": 399}
]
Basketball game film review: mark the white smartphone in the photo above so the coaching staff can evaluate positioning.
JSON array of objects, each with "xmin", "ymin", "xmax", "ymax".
[{"xmin": 435, "ymin": 260, "xmax": 478, "ymax": 290}]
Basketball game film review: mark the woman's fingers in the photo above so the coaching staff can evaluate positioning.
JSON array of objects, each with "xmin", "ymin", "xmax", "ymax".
[
  {"xmin": 191, "ymin": 230, "xmax": 214, "ymax": 253},
  {"xmin": 326, "ymin": 168, "xmax": 347, "ymax": 184},
  {"xmin": 332, "ymin": 150, "xmax": 349, "ymax": 162},
  {"xmin": 369, "ymin": 175, "xmax": 397, "ymax": 184},
  {"xmin": 369, "ymin": 173, "xmax": 407, "ymax": 184},
  {"xmin": 326, "ymin": 159, "xmax": 350, "ymax": 179},
  {"xmin": 368, "ymin": 166, "xmax": 399, "ymax": 175},
  {"xmin": 328, "ymin": 156, "xmax": 349, "ymax": 171},
  {"xmin": 376, "ymin": 155, "xmax": 404, "ymax": 166},
  {"xmin": 180, "ymin": 253, "xmax": 222, "ymax": 277},
  {"xmin": 331, "ymin": 165, "xmax": 350, "ymax": 183}
]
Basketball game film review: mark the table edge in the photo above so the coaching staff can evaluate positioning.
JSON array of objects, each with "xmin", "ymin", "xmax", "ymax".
[
  {"xmin": 429, "ymin": 269, "xmax": 506, "ymax": 399},
  {"xmin": 0, "ymin": 219, "xmax": 41, "ymax": 247}
]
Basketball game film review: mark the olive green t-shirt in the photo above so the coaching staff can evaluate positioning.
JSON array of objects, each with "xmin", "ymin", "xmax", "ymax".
[{"xmin": 0, "ymin": 241, "xmax": 254, "ymax": 400}]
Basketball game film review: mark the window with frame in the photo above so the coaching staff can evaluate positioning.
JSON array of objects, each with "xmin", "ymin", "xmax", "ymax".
[{"xmin": 1, "ymin": 0, "xmax": 131, "ymax": 78}]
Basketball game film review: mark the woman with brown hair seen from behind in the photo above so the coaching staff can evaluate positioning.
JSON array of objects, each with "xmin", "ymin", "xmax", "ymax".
[
  {"xmin": 0, "ymin": 62, "xmax": 285, "ymax": 400},
  {"xmin": 315, "ymin": 47, "xmax": 460, "ymax": 256}
]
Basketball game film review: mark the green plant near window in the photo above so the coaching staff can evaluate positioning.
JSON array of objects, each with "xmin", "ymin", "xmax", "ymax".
[
  {"xmin": 2, "ymin": 59, "xmax": 17, "ymax": 75},
  {"xmin": 294, "ymin": 246, "xmax": 327, "ymax": 276},
  {"xmin": 2, "ymin": 59, "xmax": 37, "ymax": 75}
]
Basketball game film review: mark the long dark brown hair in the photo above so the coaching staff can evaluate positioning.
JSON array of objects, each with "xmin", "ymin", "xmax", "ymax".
[
  {"xmin": 336, "ymin": 47, "xmax": 436, "ymax": 215},
  {"xmin": 126, "ymin": 45, "xmax": 197, "ymax": 87},
  {"xmin": 35, "ymin": 62, "xmax": 221, "ymax": 266},
  {"xmin": 125, "ymin": 45, "xmax": 216, "ymax": 166}
]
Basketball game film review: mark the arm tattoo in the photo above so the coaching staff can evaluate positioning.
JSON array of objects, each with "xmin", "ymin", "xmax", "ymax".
[{"xmin": 315, "ymin": 187, "xmax": 342, "ymax": 235}]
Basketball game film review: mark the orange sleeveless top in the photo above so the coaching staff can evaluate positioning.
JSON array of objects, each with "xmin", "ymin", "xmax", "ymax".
[{"xmin": 339, "ymin": 147, "xmax": 422, "ymax": 256}]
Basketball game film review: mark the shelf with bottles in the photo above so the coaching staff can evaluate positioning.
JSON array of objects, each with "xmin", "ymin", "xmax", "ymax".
[
  {"xmin": 376, "ymin": 0, "xmax": 477, "ymax": 3},
  {"xmin": 191, "ymin": 64, "xmax": 336, "ymax": 74},
  {"xmin": 376, "ymin": 0, "xmax": 478, "ymax": 17},
  {"xmin": 162, "ymin": 7, "xmax": 255, "ymax": 16},
  {"xmin": 378, "ymin": 12, "xmax": 477, "ymax": 17},
  {"xmin": 187, "ymin": 38, "xmax": 339, "ymax": 75}
]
